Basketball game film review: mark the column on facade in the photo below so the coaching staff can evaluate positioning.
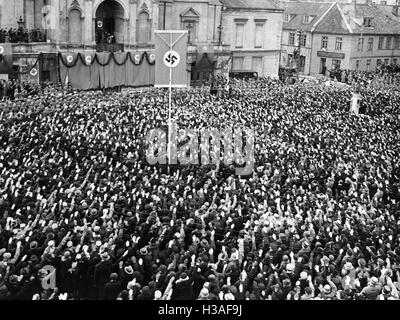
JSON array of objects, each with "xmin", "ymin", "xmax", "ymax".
[
  {"xmin": 33, "ymin": 0, "xmax": 44, "ymax": 29},
  {"xmin": 24, "ymin": 0, "xmax": 36, "ymax": 29},
  {"xmin": 150, "ymin": 0, "xmax": 158, "ymax": 42},
  {"xmin": 84, "ymin": 0, "xmax": 94, "ymax": 44},
  {"xmin": 128, "ymin": 0, "xmax": 137, "ymax": 45},
  {"xmin": 47, "ymin": 0, "xmax": 60, "ymax": 43},
  {"xmin": 59, "ymin": 0, "xmax": 68, "ymax": 43}
]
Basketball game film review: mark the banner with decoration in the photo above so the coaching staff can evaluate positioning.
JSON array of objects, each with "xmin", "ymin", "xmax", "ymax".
[{"xmin": 58, "ymin": 51, "xmax": 156, "ymax": 90}]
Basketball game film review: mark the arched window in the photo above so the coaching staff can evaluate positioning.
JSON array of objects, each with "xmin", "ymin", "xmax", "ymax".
[
  {"xmin": 137, "ymin": 11, "xmax": 150, "ymax": 44},
  {"xmin": 68, "ymin": 9, "xmax": 82, "ymax": 43}
]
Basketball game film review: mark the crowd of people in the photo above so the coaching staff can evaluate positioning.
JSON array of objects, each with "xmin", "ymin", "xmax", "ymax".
[
  {"xmin": 0, "ymin": 28, "xmax": 47, "ymax": 43},
  {"xmin": 0, "ymin": 73, "xmax": 399, "ymax": 300},
  {"xmin": 0, "ymin": 80, "xmax": 44, "ymax": 101}
]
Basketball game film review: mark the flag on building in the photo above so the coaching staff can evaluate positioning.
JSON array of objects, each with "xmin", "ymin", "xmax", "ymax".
[{"xmin": 154, "ymin": 30, "xmax": 188, "ymax": 88}]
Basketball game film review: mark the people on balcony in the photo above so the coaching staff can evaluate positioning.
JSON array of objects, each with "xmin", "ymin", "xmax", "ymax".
[{"xmin": 0, "ymin": 28, "xmax": 47, "ymax": 44}]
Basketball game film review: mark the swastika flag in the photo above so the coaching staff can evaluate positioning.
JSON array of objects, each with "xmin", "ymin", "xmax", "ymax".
[{"xmin": 154, "ymin": 30, "xmax": 188, "ymax": 88}]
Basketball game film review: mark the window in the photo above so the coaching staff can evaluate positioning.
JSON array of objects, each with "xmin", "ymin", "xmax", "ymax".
[
  {"xmin": 381, "ymin": 1, "xmax": 387, "ymax": 4},
  {"xmin": 366, "ymin": 59, "xmax": 371, "ymax": 71},
  {"xmin": 377, "ymin": 58, "xmax": 382, "ymax": 66},
  {"xmin": 384, "ymin": 58, "xmax": 389, "ymax": 65},
  {"xmin": 303, "ymin": 15, "xmax": 310, "ymax": 24},
  {"xmin": 332, "ymin": 59, "xmax": 341, "ymax": 69},
  {"xmin": 386, "ymin": 36, "xmax": 392, "ymax": 50},
  {"xmin": 300, "ymin": 34, "xmax": 306, "ymax": 47},
  {"xmin": 235, "ymin": 24, "xmax": 245, "ymax": 48},
  {"xmin": 357, "ymin": 38, "xmax": 364, "ymax": 51},
  {"xmin": 289, "ymin": 32, "xmax": 295, "ymax": 45},
  {"xmin": 393, "ymin": 58, "xmax": 397, "ymax": 65},
  {"xmin": 394, "ymin": 36, "xmax": 400, "ymax": 49},
  {"xmin": 363, "ymin": 17, "xmax": 372, "ymax": 27},
  {"xmin": 335, "ymin": 37, "xmax": 342, "ymax": 50},
  {"xmin": 255, "ymin": 23, "xmax": 264, "ymax": 48},
  {"xmin": 233, "ymin": 57, "xmax": 244, "ymax": 70},
  {"xmin": 288, "ymin": 53, "xmax": 294, "ymax": 66},
  {"xmin": 367, "ymin": 38, "xmax": 374, "ymax": 51},
  {"xmin": 321, "ymin": 36, "xmax": 328, "ymax": 49},
  {"xmin": 284, "ymin": 14, "xmax": 291, "ymax": 22},
  {"xmin": 378, "ymin": 36, "xmax": 384, "ymax": 49},
  {"xmin": 355, "ymin": 60, "xmax": 360, "ymax": 69},
  {"xmin": 299, "ymin": 55, "xmax": 305, "ymax": 72},
  {"xmin": 137, "ymin": 11, "xmax": 151, "ymax": 44}
]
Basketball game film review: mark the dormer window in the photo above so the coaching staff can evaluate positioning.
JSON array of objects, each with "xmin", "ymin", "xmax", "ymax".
[
  {"xmin": 284, "ymin": 14, "xmax": 295, "ymax": 22},
  {"xmin": 303, "ymin": 15, "xmax": 314, "ymax": 24},
  {"xmin": 363, "ymin": 17, "xmax": 373, "ymax": 27}
]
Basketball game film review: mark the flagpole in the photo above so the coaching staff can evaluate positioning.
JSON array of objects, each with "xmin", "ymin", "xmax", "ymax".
[{"xmin": 168, "ymin": 32, "xmax": 172, "ymax": 173}]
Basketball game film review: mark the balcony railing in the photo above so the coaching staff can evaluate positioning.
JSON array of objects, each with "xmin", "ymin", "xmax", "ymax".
[
  {"xmin": 96, "ymin": 43, "xmax": 124, "ymax": 53},
  {"xmin": 0, "ymin": 29, "xmax": 47, "ymax": 43}
]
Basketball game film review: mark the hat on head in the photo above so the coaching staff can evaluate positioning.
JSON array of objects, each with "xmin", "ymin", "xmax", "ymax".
[
  {"xmin": 30, "ymin": 241, "xmax": 38, "ymax": 249},
  {"xmin": 154, "ymin": 290, "xmax": 162, "ymax": 299},
  {"xmin": 300, "ymin": 271, "xmax": 308, "ymax": 280},
  {"xmin": 323, "ymin": 284, "xmax": 331, "ymax": 294},
  {"xmin": 200, "ymin": 288, "xmax": 209, "ymax": 298},
  {"xmin": 140, "ymin": 247, "xmax": 148, "ymax": 256},
  {"xmin": 101, "ymin": 252, "xmax": 110, "ymax": 261},
  {"xmin": 370, "ymin": 277, "xmax": 379, "ymax": 285},
  {"xmin": 286, "ymin": 263, "xmax": 295, "ymax": 272},
  {"xmin": 124, "ymin": 265, "xmax": 134, "ymax": 275}
]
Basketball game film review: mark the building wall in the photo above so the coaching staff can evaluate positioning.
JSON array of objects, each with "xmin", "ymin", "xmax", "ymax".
[
  {"xmin": 281, "ymin": 29, "xmax": 312, "ymax": 75},
  {"xmin": 348, "ymin": 34, "xmax": 400, "ymax": 71},
  {"xmin": 222, "ymin": 9, "xmax": 283, "ymax": 78},
  {"xmin": 0, "ymin": 0, "xmax": 24, "ymax": 29},
  {"xmin": 309, "ymin": 33, "xmax": 352, "ymax": 74}
]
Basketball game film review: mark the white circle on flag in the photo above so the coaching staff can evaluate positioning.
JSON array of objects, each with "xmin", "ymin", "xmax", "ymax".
[
  {"xmin": 0, "ymin": 46, "xmax": 4, "ymax": 54},
  {"xmin": 85, "ymin": 55, "xmax": 92, "ymax": 65},
  {"xmin": 150, "ymin": 53, "xmax": 155, "ymax": 61},
  {"xmin": 97, "ymin": 21, "xmax": 103, "ymax": 28},
  {"xmin": 163, "ymin": 50, "xmax": 180, "ymax": 68},
  {"xmin": 30, "ymin": 68, "xmax": 38, "ymax": 77},
  {"xmin": 135, "ymin": 54, "xmax": 140, "ymax": 61},
  {"xmin": 66, "ymin": 55, "xmax": 74, "ymax": 63}
]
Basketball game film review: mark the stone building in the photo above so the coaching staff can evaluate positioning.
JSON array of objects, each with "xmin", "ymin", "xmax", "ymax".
[
  {"xmin": 0, "ymin": 0, "xmax": 284, "ymax": 82},
  {"xmin": 280, "ymin": 0, "xmax": 400, "ymax": 75}
]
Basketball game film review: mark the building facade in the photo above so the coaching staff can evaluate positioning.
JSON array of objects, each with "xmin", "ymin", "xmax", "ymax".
[
  {"xmin": 280, "ymin": 0, "xmax": 400, "ymax": 75},
  {"xmin": 0, "ymin": 0, "xmax": 284, "ymax": 80},
  {"xmin": 220, "ymin": 0, "xmax": 283, "ymax": 77}
]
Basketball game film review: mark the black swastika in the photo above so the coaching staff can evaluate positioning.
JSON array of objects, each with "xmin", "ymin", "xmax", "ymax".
[{"xmin": 165, "ymin": 53, "xmax": 178, "ymax": 65}]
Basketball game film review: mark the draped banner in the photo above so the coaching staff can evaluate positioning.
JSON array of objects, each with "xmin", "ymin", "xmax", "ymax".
[{"xmin": 59, "ymin": 51, "xmax": 156, "ymax": 90}]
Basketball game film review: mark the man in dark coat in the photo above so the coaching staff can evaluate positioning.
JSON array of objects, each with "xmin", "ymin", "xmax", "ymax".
[
  {"xmin": 172, "ymin": 273, "xmax": 193, "ymax": 300},
  {"xmin": 104, "ymin": 273, "xmax": 121, "ymax": 300},
  {"xmin": 94, "ymin": 252, "xmax": 113, "ymax": 299}
]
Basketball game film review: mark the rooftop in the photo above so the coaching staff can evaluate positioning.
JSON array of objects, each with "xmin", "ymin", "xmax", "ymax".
[{"xmin": 219, "ymin": 0, "xmax": 283, "ymax": 11}]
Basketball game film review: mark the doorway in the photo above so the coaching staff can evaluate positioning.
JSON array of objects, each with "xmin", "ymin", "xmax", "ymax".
[
  {"xmin": 320, "ymin": 58, "xmax": 327, "ymax": 75},
  {"xmin": 95, "ymin": 0, "xmax": 125, "ymax": 44}
]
